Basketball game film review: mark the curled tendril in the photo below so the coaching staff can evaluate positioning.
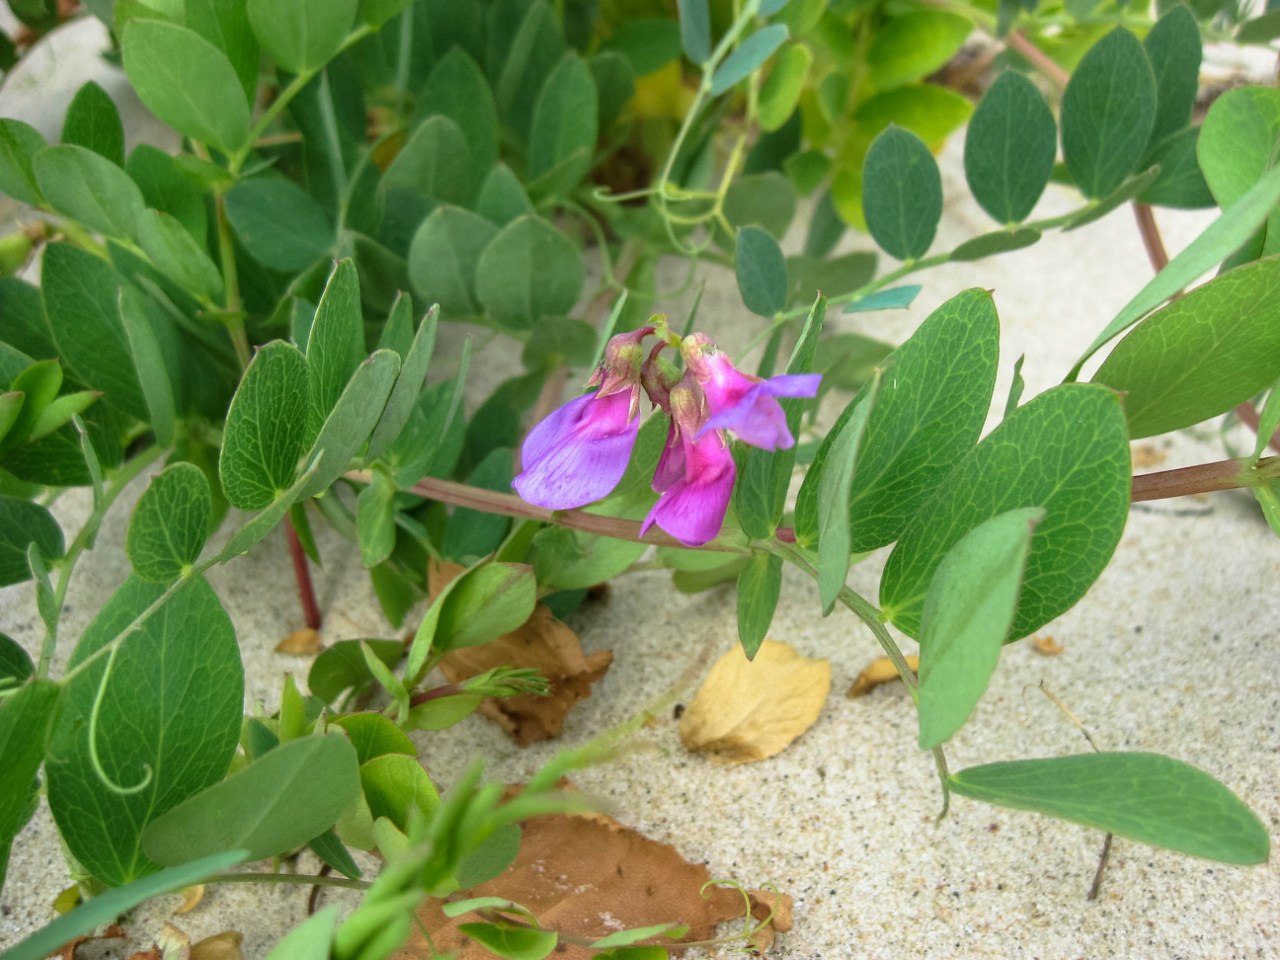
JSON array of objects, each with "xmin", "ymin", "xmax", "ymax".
[
  {"xmin": 696, "ymin": 878, "xmax": 782, "ymax": 950},
  {"xmin": 88, "ymin": 643, "xmax": 154, "ymax": 796}
]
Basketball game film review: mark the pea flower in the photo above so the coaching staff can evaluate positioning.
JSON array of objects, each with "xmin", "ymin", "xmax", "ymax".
[
  {"xmin": 512, "ymin": 326, "xmax": 652, "ymax": 509},
  {"xmin": 681, "ymin": 333, "xmax": 821, "ymax": 450}
]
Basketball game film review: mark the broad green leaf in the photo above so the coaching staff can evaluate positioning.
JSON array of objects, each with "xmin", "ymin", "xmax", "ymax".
[
  {"xmin": 797, "ymin": 289, "xmax": 998, "ymax": 551},
  {"xmin": 246, "ymin": 0, "xmax": 356, "ymax": 73},
  {"xmin": 1198, "ymin": 85, "xmax": 1280, "ymax": 220},
  {"xmin": 2, "ymin": 851, "xmax": 247, "ymax": 960},
  {"xmin": 475, "ymin": 215, "xmax": 584, "ymax": 330},
  {"xmin": 496, "ymin": 1, "xmax": 567, "ymax": 144},
  {"xmin": 964, "ymin": 71, "xmax": 1056, "ymax": 224},
  {"xmin": 220, "ymin": 340, "xmax": 311, "ymax": 510},
  {"xmin": 406, "ymin": 562, "xmax": 536, "ymax": 678},
  {"xmin": 126, "ymin": 144, "xmax": 208, "ymax": 243},
  {"xmin": 300, "ymin": 350, "xmax": 400, "ymax": 497},
  {"xmin": 366, "ymin": 305, "xmax": 439, "ymax": 462},
  {"xmin": 360, "ymin": 753, "xmax": 441, "ymax": 829},
  {"xmin": 917, "ymin": 508, "xmax": 1041, "ymax": 749},
  {"xmin": 600, "ymin": 17, "xmax": 679, "ymax": 77},
  {"xmin": 356, "ymin": 469, "xmax": 396, "ymax": 568},
  {"xmin": 330, "ymin": 712, "xmax": 415, "ymax": 765},
  {"xmin": 736, "ymin": 549, "xmax": 782, "ymax": 659},
  {"xmin": 117, "ymin": 287, "xmax": 178, "ymax": 446},
  {"xmin": 528, "ymin": 54, "xmax": 597, "ymax": 194},
  {"xmin": 1060, "ymin": 28, "xmax": 1156, "ymax": 199},
  {"xmin": 309, "ymin": 638, "xmax": 403, "ymax": 704},
  {"xmin": 862, "ymin": 127, "xmax": 941, "ymax": 261},
  {"xmin": 0, "ymin": 679, "xmax": 59, "ymax": 885},
  {"xmin": 735, "ymin": 225, "xmax": 787, "ymax": 316},
  {"xmin": 126, "ymin": 462, "xmax": 212, "ymax": 582},
  {"xmin": 867, "ymin": 12, "xmax": 970, "ymax": 91},
  {"xmin": 949, "ymin": 226, "xmax": 1041, "ymax": 262},
  {"xmin": 758, "ymin": 43, "xmax": 810, "ymax": 132},
  {"xmin": 592, "ymin": 923, "xmax": 687, "ymax": 950},
  {"xmin": 408, "ymin": 206, "xmax": 498, "ymax": 315},
  {"xmin": 1092, "ymin": 256, "xmax": 1280, "ymax": 438},
  {"xmin": 724, "ymin": 171, "xmax": 796, "ymax": 239},
  {"xmin": 382, "ymin": 114, "xmax": 475, "ymax": 208},
  {"xmin": 46, "ymin": 576, "xmax": 244, "ymax": 886},
  {"xmin": 1071, "ymin": 163, "xmax": 1280, "ymax": 373},
  {"xmin": 389, "ymin": 358, "xmax": 469, "ymax": 487},
  {"xmin": 455, "ymin": 822, "xmax": 521, "ymax": 888},
  {"xmin": 142, "ymin": 734, "xmax": 361, "ymax": 864},
  {"xmin": 1238, "ymin": 9, "xmax": 1280, "ymax": 43},
  {"xmin": 588, "ymin": 51, "xmax": 636, "ymax": 130},
  {"xmin": 263, "ymin": 907, "xmax": 339, "ymax": 960},
  {"xmin": 476, "ymin": 164, "xmax": 534, "ymax": 226},
  {"xmin": 677, "ymin": 0, "xmax": 710, "ymax": 64},
  {"xmin": 62, "ymin": 81, "xmax": 125, "ymax": 167},
  {"xmin": 710, "ymin": 24, "xmax": 788, "ymax": 96},
  {"xmin": 0, "ymin": 119, "xmax": 47, "ymax": 206},
  {"xmin": 530, "ymin": 524, "xmax": 646, "ymax": 591},
  {"xmin": 218, "ymin": 457, "xmax": 320, "ymax": 559},
  {"xmin": 184, "ymin": 0, "xmax": 261, "ymax": 105},
  {"xmin": 787, "ymin": 251, "xmax": 875, "ymax": 306},
  {"xmin": 881, "ymin": 384, "xmax": 1130, "ymax": 639},
  {"xmin": 225, "ymin": 178, "xmax": 335, "ymax": 273},
  {"xmin": 456, "ymin": 923, "xmax": 557, "ymax": 960},
  {"xmin": 307, "ymin": 259, "xmax": 365, "ymax": 435},
  {"xmin": 1143, "ymin": 4, "xmax": 1201, "ymax": 152},
  {"xmin": 1137, "ymin": 126, "xmax": 1215, "ymax": 209},
  {"xmin": 34, "ymin": 145, "xmax": 145, "ymax": 240},
  {"xmin": 0, "ymin": 633, "xmax": 33, "ymax": 684},
  {"xmin": 357, "ymin": 0, "xmax": 410, "ymax": 27},
  {"xmin": 844, "ymin": 284, "xmax": 921, "ymax": 313},
  {"xmin": 733, "ymin": 296, "xmax": 824, "ymax": 538},
  {"xmin": 420, "ymin": 48, "xmax": 499, "ymax": 175},
  {"xmin": 949, "ymin": 753, "xmax": 1269, "ymax": 864},
  {"xmin": 136, "ymin": 208, "xmax": 222, "ymax": 299},
  {"xmin": 816, "ymin": 373, "xmax": 880, "ymax": 613},
  {"xmin": 122, "ymin": 20, "xmax": 251, "ymax": 155}
]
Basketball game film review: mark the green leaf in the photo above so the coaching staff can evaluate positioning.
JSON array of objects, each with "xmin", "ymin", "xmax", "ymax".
[
  {"xmin": 600, "ymin": 17, "xmax": 679, "ymax": 77},
  {"xmin": 881, "ymin": 384, "xmax": 1130, "ymax": 640},
  {"xmin": 47, "ymin": 576, "xmax": 244, "ymax": 886},
  {"xmin": 1137, "ymin": 126, "xmax": 1215, "ymax": 209},
  {"xmin": 116, "ymin": 287, "xmax": 178, "ymax": 447},
  {"xmin": 2, "ymin": 851, "xmax": 248, "ymax": 960},
  {"xmin": 724, "ymin": 171, "xmax": 796, "ymax": 239},
  {"xmin": 309, "ymin": 638, "xmax": 403, "ymax": 704},
  {"xmin": 356, "ymin": 470, "xmax": 397, "ymax": 569},
  {"xmin": 1092, "ymin": 256, "xmax": 1280, "ymax": 438},
  {"xmin": 330, "ymin": 712, "xmax": 415, "ymax": 765},
  {"xmin": 456, "ymin": 923, "xmax": 557, "ymax": 960},
  {"xmin": 677, "ymin": 0, "xmax": 710, "ymax": 64},
  {"xmin": 844, "ymin": 284, "xmax": 921, "ymax": 313},
  {"xmin": 301, "ymin": 350, "xmax": 400, "ymax": 497},
  {"xmin": 1238, "ymin": 9, "xmax": 1280, "ymax": 43},
  {"xmin": 797, "ymin": 289, "xmax": 998, "ymax": 551},
  {"xmin": 366, "ymin": 305, "xmax": 438, "ymax": 462},
  {"xmin": 143, "ymin": 734, "xmax": 361, "ymax": 864},
  {"xmin": 2, "ymin": 358, "xmax": 60, "ymax": 450},
  {"xmin": 122, "ymin": 20, "xmax": 251, "ymax": 155},
  {"xmin": 136, "ymin": 208, "xmax": 223, "ymax": 299},
  {"xmin": 816, "ymin": 372, "xmax": 880, "ymax": 613},
  {"xmin": 246, "ymin": 0, "xmax": 356, "ymax": 73},
  {"xmin": 787, "ymin": 251, "xmax": 875, "ymax": 306},
  {"xmin": 307, "ymin": 259, "xmax": 365, "ymax": 434},
  {"xmin": 592, "ymin": 923, "xmax": 687, "ymax": 950},
  {"xmin": 862, "ymin": 127, "xmax": 942, "ymax": 261},
  {"xmin": 0, "ymin": 495, "xmax": 64, "ymax": 588},
  {"xmin": 710, "ymin": 24, "xmax": 788, "ymax": 96},
  {"xmin": 220, "ymin": 340, "xmax": 311, "ymax": 510},
  {"xmin": 126, "ymin": 463, "xmax": 212, "ymax": 583},
  {"xmin": 1143, "ymin": 4, "xmax": 1201, "ymax": 152},
  {"xmin": 949, "ymin": 753, "xmax": 1269, "ymax": 864},
  {"xmin": 442, "ymin": 447, "xmax": 513, "ymax": 560},
  {"xmin": 263, "ymin": 907, "xmax": 339, "ymax": 960},
  {"xmin": 419, "ymin": 48, "xmax": 499, "ymax": 176},
  {"xmin": 496, "ymin": 1, "xmax": 567, "ymax": 144},
  {"xmin": 382, "ymin": 114, "xmax": 475, "ymax": 209},
  {"xmin": 126, "ymin": 144, "xmax": 208, "ymax": 244},
  {"xmin": 917, "ymin": 507, "xmax": 1041, "ymax": 749},
  {"xmin": 455, "ymin": 822, "xmax": 522, "ymax": 888},
  {"xmin": 949, "ymin": 226, "xmax": 1041, "ymax": 262},
  {"xmin": 1198, "ymin": 85, "xmax": 1280, "ymax": 212},
  {"xmin": 0, "ymin": 633, "xmax": 34, "ymax": 685},
  {"xmin": 964, "ymin": 71, "xmax": 1056, "ymax": 224},
  {"xmin": 529, "ymin": 524, "xmax": 647, "ymax": 592},
  {"xmin": 735, "ymin": 550, "xmax": 782, "ymax": 659},
  {"xmin": 758, "ymin": 43, "xmax": 810, "ymax": 132},
  {"xmin": 34, "ymin": 145, "xmax": 145, "ymax": 240},
  {"xmin": 528, "ymin": 54, "xmax": 598, "ymax": 194},
  {"xmin": 1060, "ymin": 28, "xmax": 1156, "ymax": 199},
  {"xmin": 62, "ymin": 81, "xmax": 125, "ymax": 167},
  {"xmin": 184, "ymin": 0, "xmax": 261, "ymax": 105},
  {"xmin": 475, "ymin": 214, "xmax": 584, "ymax": 330},
  {"xmin": 408, "ymin": 206, "xmax": 498, "ymax": 316},
  {"xmin": 225, "ymin": 178, "xmax": 335, "ymax": 273},
  {"xmin": 357, "ymin": 0, "xmax": 411, "ymax": 28},
  {"xmin": 0, "ymin": 679, "xmax": 59, "ymax": 885},
  {"xmin": 735, "ymin": 225, "xmax": 787, "ymax": 317},
  {"xmin": 0, "ymin": 119, "xmax": 47, "ymax": 206},
  {"xmin": 867, "ymin": 11, "xmax": 970, "ymax": 91},
  {"xmin": 1061, "ymin": 166, "xmax": 1161, "ymax": 231},
  {"xmin": 589, "ymin": 51, "xmax": 636, "ymax": 130},
  {"xmin": 476, "ymin": 164, "xmax": 534, "ymax": 226},
  {"xmin": 360, "ymin": 753, "xmax": 441, "ymax": 829}
]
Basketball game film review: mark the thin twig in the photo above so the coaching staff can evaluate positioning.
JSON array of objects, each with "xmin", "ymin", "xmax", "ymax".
[
  {"xmin": 1131, "ymin": 204, "xmax": 1169, "ymax": 272},
  {"xmin": 286, "ymin": 516, "xmax": 322, "ymax": 630},
  {"xmin": 1005, "ymin": 30, "xmax": 1070, "ymax": 88}
]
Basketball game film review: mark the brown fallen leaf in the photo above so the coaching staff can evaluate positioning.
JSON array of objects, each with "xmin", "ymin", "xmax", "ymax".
[
  {"xmin": 397, "ymin": 808, "xmax": 792, "ymax": 959},
  {"xmin": 429, "ymin": 562, "xmax": 612, "ymax": 746},
  {"xmin": 57, "ymin": 923, "xmax": 126, "ymax": 960},
  {"xmin": 847, "ymin": 655, "xmax": 919, "ymax": 698},
  {"xmin": 174, "ymin": 884, "xmax": 205, "ymax": 915},
  {"xmin": 1032, "ymin": 635, "xmax": 1065, "ymax": 656},
  {"xmin": 190, "ymin": 930, "xmax": 245, "ymax": 960},
  {"xmin": 276, "ymin": 628, "xmax": 322, "ymax": 655},
  {"xmin": 679, "ymin": 640, "xmax": 830, "ymax": 764}
]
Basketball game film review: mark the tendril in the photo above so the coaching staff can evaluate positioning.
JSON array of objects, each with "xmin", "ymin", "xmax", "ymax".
[{"xmin": 87, "ymin": 643, "xmax": 153, "ymax": 796}]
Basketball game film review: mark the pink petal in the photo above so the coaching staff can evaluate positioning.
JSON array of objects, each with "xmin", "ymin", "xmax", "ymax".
[
  {"xmin": 651, "ymin": 421, "xmax": 684, "ymax": 493},
  {"xmin": 514, "ymin": 391, "xmax": 639, "ymax": 509},
  {"xmin": 641, "ymin": 433, "xmax": 736, "ymax": 546}
]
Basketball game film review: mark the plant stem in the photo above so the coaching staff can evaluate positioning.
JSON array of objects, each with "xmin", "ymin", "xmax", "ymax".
[
  {"xmin": 212, "ymin": 190, "xmax": 251, "ymax": 370},
  {"xmin": 1005, "ymin": 30, "xmax": 1070, "ymax": 87},
  {"xmin": 37, "ymin": 444, "xmax": 165, "ymax": 678},
  {"xmin": 210, "ymin": 872, "xmax": 371, "ymax": 891},
  {"xmin": 1131, "ymin": 454, "xmax": 1280, "ymax": 502},
  {"xmin": 286, "ymin": 516, "xmax": 322, "ymax": 630},
  {"xmin": 1236, "ymin": 402, "xmax": 1280, "ymax": 456},
  {"xmin": 1132, "ymin": 203, "xmax": 1169, "ymax": 272}
]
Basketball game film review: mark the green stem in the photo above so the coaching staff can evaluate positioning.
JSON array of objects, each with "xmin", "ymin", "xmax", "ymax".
[
  {"xmin": 212, "ymin": 190, "xmax": 251, "ymax": 370},
  {"xmin": 210, "ymin": 872, "xmax": 372, "ymax": 891},
  {"xmin": 37, "ymin": 444, "xmax": 165, "ymax": 679}
]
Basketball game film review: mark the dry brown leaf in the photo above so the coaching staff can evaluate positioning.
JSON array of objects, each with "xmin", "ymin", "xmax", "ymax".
[
  {"xmin": 276, "ymin": 628, "xmax": 322, "ymax": 655},
  {"xmin": 57, "ymin": 924, "xmax": 126, "ymax": 960},
  {"xmin": 396, "ymin": 808, "xmax": 792, "ymax": 959},
  {"xmin": 1032, "ymin": 635, "xmax": 1065, "ymax": 656},
  {"xmin": 429, "ymin": 561, "xmax": 612, "ymax": 746},
  {"xmin": 174, "ymin": 884, "xmax": 205, "ymax": 915},
  {"xmin": 847, "ymin": 655, "xmax": 919, "ymax": 698},
  {"xmin": 189, "ymin": 930, "xmax": 244, "ymax": 960},
  {"xmin": 679, "ymin": 640, "xmax": 830, "ymax": 764}
]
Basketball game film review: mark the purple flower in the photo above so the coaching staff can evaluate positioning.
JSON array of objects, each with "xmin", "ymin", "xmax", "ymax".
[
  {"xmin": 513, "ymin": 390, "xmax": 639, "ymax": 509},
  {"xmin": 641, "ymin": 424, "xmax": 736, "ymax": 546}
]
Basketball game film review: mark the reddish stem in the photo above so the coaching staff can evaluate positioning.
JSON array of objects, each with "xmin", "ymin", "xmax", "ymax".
[
  {"xmin": 1235, "ymin": 402, "xmax": 1280, "ymax": 456},
  {"xmin": 1132, "ymin": 203, "xmax": 1169, "ymax": 272},
  {"xmin": 285, "ymin": 517, "xmax": 322, "ymax": 630}
]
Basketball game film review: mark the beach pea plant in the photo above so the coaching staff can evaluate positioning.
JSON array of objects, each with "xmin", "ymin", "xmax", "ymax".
[{"xmin": 0, "ymin": 0, "xmax": 1278, "ymax": 956}]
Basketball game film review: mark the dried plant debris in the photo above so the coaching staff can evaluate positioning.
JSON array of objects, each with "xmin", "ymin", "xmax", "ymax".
[
  {"xmin": 1032, "ymin": 635, "xmax": 1065, "ymax": 656},
  {"xmin": 847, "ymin": 654, "xmax": 919, "ymax": 698},
  {"xmin": 276, "ymin": 627, "xmax": 322, "ymax": 654},
  {"xmin": 56, "ymin": 923, "xmax": 126, "ymax": 960},
  {"xmin": 430, "ymin": 562, "xmax": 612, "ymax": 745},
  {"xmin": 678, "ymin": 640, "xmax": 830, "ymax": 764},
  {"xmin": 128, "ymin": 925, "xmax": 244, "ymax": 960},
  {"xmin": 400, "ymin": 809, "xmax": 792, "ymax": 959}
]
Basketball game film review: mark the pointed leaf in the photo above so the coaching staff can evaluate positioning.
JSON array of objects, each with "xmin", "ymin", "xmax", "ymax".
[
  {"xmin": 0, "ymin": 119, "xmax": 48, "ymax": 206},
  {"xmin": 300, "ymin": 349, "xmax": 401, "ymax": 497},
  {"xmin": 61, "ymin": 81, "xmax": 125, "ymax": 167},
  {"xmin": 735, "ymin": 550, "xmax": 782, "ymax": 659},
  {"xmin": 710, "ymin": 24, "xmax": 788, "ymax": 96},
  {"xmin": 677, "ymin": 0, "xmax": 710, "ymax": 64},
  {"xmin": 529, "ymin": 54, "xmax": 597, "ymax": 191},
  {"xmin": 225, "ymin": 178, "xmax": 335, "ymax": 273},
  {"xmin": 1143, "ymin": 4, "xmax": 1201, "ymax": 152},
  {"xmin": 964, "ymin": 71, "xmax": 1056, "ymax": 224},
  {"xmin": 862, "ymin": 126, "xmax": 942, "ymax": 260},
  {"xmin": 735, "ymin": 225, "xmax": 787, "ymax": 316},
  {"xmin": 0, "ymin": 680, "xmax": 59, "ymax": 885},
  {"xmin": 246, "ymin": 0, "xmax": 356, "ymax": 73},
  {"xmin": 34, "ymin": 145, "xmax": 145, "ymax": 240},
  {"xmin": 419, "ymin": 48, "xmax": 499, "ymax": 175},
  {"xmin": 307, "ymin": 259, "xmax": 366, "ymax": 435},
  {"xmin": 117, "ymin": 287, "xmax": 178, "ymax": 446}
]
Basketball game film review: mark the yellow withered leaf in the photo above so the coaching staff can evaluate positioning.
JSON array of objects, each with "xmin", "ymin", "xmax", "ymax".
[
  {"xmin": 847, "ymin": 655, "xmax": 918, "ymax": 698},
  {"xmin": 678, "ymin": 640, "xmax": 830, "ymax": 764}
]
